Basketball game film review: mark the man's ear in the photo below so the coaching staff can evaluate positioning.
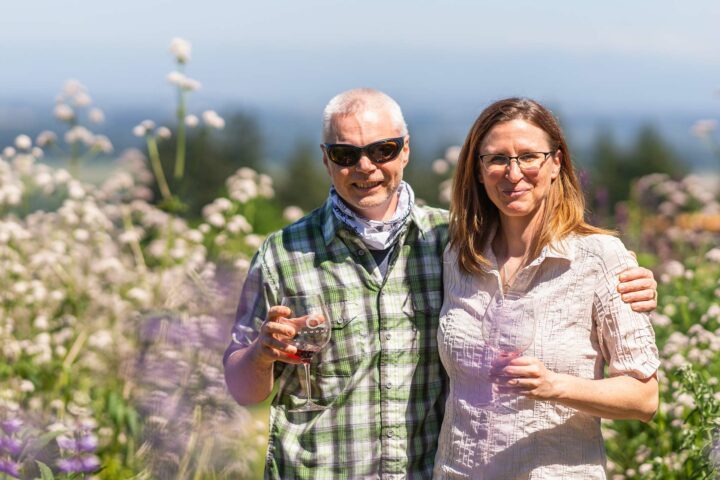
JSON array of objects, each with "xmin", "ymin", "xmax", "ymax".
[{"xmin": 321, "ymin": 145, "xmax": 332, "ymax": 175}]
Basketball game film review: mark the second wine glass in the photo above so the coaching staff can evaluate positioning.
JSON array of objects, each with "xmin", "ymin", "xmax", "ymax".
[
  {"xmin": 480, "ymin": 291, "xmax": 537, "ymax": 413},
  {"xmin": 281, "ymin": 295, "xmax": 331, "ymax": 412}
]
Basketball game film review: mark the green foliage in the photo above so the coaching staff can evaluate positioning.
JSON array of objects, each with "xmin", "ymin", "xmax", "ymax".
[
  {"xmin": 589, "ymin": 126, "xmax": 689, "ymax": 216},
  {"xmin": 157, "ymin": 113, "xmax": 265, "ymax": 217},
  {"xmin": 275, "ymin": 142, "xmax": 330, "ymax": 212}
]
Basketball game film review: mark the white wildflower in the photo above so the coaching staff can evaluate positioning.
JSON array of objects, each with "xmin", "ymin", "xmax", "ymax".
[
  {"xmin": 662, "ymin": 260, "xmax": 685, "ymax": 279},
  {"xmin": 20, "ymin": 380, "xmax": 35, "ymax": 393},
  {"xmin": 235, "ymin": 257, "xmax": 250, "ymax": 271},
  {"xmin": 132, "ymin": 125, "xmax": 147, "ymax": 137},
  {"xmin": 32, "ymin": 147, "xmax": 44, "ymax": 158},
  {"xmin": 282, "ymin": 206, "xmax": 304, "ymax": 222},
  {"xmin": 14, "ymin": 134, "xmax": 32, "ymax": 150},
  {"xmin": 245, "ymin": 234, "xmax": 263, "ymax": 250},
  {"xmin": 89, "ymin": 108, "xmax": 105, "ymax": 124},
  {"xmin": 155, "ymin": 126, "xmax": 172, "ymax": 140},
  {"xmin": 207, "ymin": 212, "xmax": 225, "ymax": 228},
  {"xmin": 63, "ymin": 79, "xmax": 86, "ymax": 97},
  {"xmin": 227, "ymin": 215, "xmax": 252, "ymax": 234},
  {"xmin": 706, "ymin": 248, "xmax": 720, "ymax": 263},
  {"xmin": 65, "ymin": 126, "xmax": 95, "ymax": 146},
  {"xmin": 691, "ymin": 119, "xmax": 718, "ymax": 138},
  {"xmin": 445, "ymin": 146, "xmax": 461, "ymax": 164},
  {"xmin": 214, "ymin": 233, "xmax": 228, "ymax": 246},
  {"xmin": 3, "ymin": 147, "xmax": 16, "ymax": 158},
  {"xmin": 432, "ymin": 159, "xmax": 449, "ymax": 175},
  {"xmin": 141, "ymin": 119, "xmax": 156, "ymax": 131},
  {"xmin": 73, "ymin": 92, "xmax": 92, "ymax": 107},
  {"xmin": 185, "ymin": 114, "xmax": 199, "ymax": 127},
  {"xmin": 202, "ymin": 110, "xmax": 225, "ymax": 129},
  {"xmin": 167, "ymin": 71, "xmax": 201, "ymax": 91},
  {"xmin": 54, "ymin": 104, "xmax": 75, "ymax": 121},
  {"xmin": 93, "ymin": 135, "xmax": 113, "ymax": 153},
  {"xmin": 36, "ymin": 130, "xmax": 57, "ymax": 147},
  {"xmin": 169, "ymin": 37, "xmax": 192, "ymax": 63}
]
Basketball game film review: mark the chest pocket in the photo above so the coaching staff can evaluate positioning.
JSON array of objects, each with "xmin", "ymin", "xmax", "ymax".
[{"xmin": 316, "ymin": 300, "xmax": 364, "ymax": 378}]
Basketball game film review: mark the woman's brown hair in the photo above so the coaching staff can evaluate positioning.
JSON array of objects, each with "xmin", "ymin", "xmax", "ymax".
[{"xmin": 449, "ymin": 97, "xmax": 611, "ymax": 274}]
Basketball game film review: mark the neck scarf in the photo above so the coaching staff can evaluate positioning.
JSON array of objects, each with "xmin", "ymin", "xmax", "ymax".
[{"xmin": 330, "ymin": 181, "xmax": 415, "ymax": 250}]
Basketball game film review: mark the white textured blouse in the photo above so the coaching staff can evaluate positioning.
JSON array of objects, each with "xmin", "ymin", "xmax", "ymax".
[{"xmin": 433, "ymin": 234, "xmax": 660, "ymax": 480}]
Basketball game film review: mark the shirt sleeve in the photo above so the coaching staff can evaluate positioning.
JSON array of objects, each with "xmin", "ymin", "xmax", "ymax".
[
  {"xmin": 222, "ymin": 249, "xmax": 278, "ymax": 367},
  {"xmin": 591, "ymin": 236, "xmax": 660, "ymax": 380}
]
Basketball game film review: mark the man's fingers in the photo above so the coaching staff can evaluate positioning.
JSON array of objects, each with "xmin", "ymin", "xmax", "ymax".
[
  {"xmin": 620, "ymin": 289, "xmax": 656, "ymax": 303},
  {"xmin": 630, "ymin": 300, "xmax": 657, "ymax": 313},
  {"xmin": 267, "ymin": 305, "xmax": 292, "ymax": 322},
  {"xmin": 617, "ymin": 278, "xmax": 656, "ymax": 294}
]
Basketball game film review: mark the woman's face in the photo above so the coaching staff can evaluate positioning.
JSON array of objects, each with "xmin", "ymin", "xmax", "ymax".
[{"xmin": 478, "ymin": 119, "xmax": 561, "ymax": 220}]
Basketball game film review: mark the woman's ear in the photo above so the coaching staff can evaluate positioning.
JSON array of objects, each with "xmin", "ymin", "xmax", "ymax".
[{"xmin": 551, "ymin": 151, "xmax": 562, "ymax": 180}]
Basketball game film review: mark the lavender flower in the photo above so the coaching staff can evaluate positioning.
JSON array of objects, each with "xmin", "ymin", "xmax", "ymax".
[{"xmin": 0, "ymin": 458, "xmax": 21, "ymax": 478}]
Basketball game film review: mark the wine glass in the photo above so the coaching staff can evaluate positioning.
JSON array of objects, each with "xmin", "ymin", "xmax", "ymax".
[
  {"xmin": 281, "ymin": 295, "xmax": 331, "ymax": 412},
  {"xmin": 479, "ymin": 291, "xmax": 537, "ymax": 413}
]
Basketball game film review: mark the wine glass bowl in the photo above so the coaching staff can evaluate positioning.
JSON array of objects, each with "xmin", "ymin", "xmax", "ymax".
[
  {"xmin": 480, "ymin": 291, "xmax": 537, "ymax": 412},
  {"xmin": 280, "ymin": 295, "xmax": 331, "ymax": 412}
]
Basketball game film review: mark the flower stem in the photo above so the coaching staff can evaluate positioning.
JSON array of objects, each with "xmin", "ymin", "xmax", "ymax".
[
  {"xmin": 146, "ymin": 136, "xmax": 172, "ymax": 201},
  {"xmin": 174, "ymin": 88, "xmax": 187, "ymax": 179}
]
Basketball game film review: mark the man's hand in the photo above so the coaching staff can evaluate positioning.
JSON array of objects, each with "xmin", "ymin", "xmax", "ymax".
[
  {"xmin": 252, "ymin": 305, "xmax": 304, "ymax": 365},
  {"xmin": 618, "ymin": 267, "xmax": 658, "ymax": 312}
]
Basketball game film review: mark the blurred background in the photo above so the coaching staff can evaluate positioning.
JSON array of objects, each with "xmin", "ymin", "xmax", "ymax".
[
  {"xmin": 2, "ymin": 0, "xmax": 719, "ymax": 210},
  {"xmin": 1, "ymin": 1, "xmax": 719, "ymax": 479}
]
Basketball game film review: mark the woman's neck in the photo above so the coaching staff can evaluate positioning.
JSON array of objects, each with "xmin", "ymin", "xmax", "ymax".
[{"xmin": 494, "ymin": 207, "xmax": 544, "ymax": 259}]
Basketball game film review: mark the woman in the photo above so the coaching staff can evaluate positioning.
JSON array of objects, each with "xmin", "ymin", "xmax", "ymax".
[{"xmin": 434, "ymin": 98, "xmax": 660, "ymax": 479}]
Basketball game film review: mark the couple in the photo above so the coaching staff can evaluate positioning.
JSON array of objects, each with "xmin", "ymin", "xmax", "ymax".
[{"xmin": 223, "ymin": 89, "xmax": 660, "ymax": 479}]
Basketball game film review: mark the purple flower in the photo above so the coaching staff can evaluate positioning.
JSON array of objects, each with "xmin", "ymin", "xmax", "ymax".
[
  {"xmin": 0, "ymin": 418, "xmax": 22, "ymax": 435},
  {"xmin": 79, "ymin": 455, "xmax": 101, "ymax": 472},
  {"xmin": 0, "ymin": 435, "xmax": 23, "ymax": 455},
  {"xmin": 57, "ymin": 434, "xmax": 77, "ymax": 451},
  {"xmin": 57, "ymin": 454, "xmax": 101, "ymax": 474},
  {"xmin": 0, "ymin": 458, "xmax": 21, "ymax": 478},
  {"xmin": 57, "ymin": 457, "xmax": 83, "ymax": 473},
  {"xmin": 76, "ymin": 434, "xmax": 98, "ymax": 453}
]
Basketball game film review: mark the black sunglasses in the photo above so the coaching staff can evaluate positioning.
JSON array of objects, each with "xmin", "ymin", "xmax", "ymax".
[{"xmin": 322, "ymin": 137, "xmax": 405, "ymax": 167}]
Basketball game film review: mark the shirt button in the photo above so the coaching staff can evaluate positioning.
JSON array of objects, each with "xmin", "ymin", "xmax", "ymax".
[
  {"xmin": 385, "ymin": 382, "xmax": 393, "ymax": 389},
  {"xmin": 386, "ymin": 430, "xmax": 394, "ymax": 438},
  {"xmin": 384, "ymin": 332, "xmax": 391, "ymax": 340},
  {"xmin": 357, "ymin": 249, "xmax": 365, "ymax": 256}
]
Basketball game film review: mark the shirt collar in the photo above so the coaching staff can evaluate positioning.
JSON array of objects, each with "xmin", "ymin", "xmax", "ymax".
[{"xmin": 479, "ymin": 224, "xmax": 575, "ymax": 272}]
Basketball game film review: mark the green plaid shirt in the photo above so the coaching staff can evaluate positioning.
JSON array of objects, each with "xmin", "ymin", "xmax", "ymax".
[{"xmin": 225, "ymin": 198, "xmax": 449, "ymax": 480}]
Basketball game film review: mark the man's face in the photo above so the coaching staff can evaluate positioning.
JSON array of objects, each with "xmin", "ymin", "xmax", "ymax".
[{"xmin": 322, "ymin": 109, "xmax": 409, "ymax": 221}]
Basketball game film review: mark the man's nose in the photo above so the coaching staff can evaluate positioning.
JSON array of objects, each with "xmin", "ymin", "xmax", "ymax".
[{"xmin": 355, "ymin": 154, "xmax": 376, "ymax": 172}]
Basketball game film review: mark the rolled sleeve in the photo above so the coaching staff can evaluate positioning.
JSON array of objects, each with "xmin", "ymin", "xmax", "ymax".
[
  {"xmin": 223, "ymin": 250, "xmax": 275, "ymax": 366},
  {"xmin": 592, "ymin": 237, "xmax": 660, "ymax": 379}
]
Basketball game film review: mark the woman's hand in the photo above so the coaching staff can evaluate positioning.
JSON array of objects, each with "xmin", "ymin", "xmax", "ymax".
[
  {"xmin": 490, "ymin": 355, "xmax": 659, "ymax": 421},
  {"xmin": 491, "ymin": 356, "xmax": 560, "ymax": 400}
]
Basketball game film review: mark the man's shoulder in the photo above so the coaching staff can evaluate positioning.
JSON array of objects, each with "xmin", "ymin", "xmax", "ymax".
[
  {"xmin": 413, "ymin": 204, "xmax": 449, "ymax": 228},
  {"xmin": 263, "ymin": 206, "xmax": 325, "ymax": 247}
]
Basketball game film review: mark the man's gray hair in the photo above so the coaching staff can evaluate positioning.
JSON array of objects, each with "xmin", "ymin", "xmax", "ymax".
[{"xmin": 322, "ymin": 88, "xmax": 408, "ymax": 142}]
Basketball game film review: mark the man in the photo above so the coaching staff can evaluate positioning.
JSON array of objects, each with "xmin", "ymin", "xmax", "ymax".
[{"xmin": 223, "ymin": 88, "xmax": 658, "ymax": 479}]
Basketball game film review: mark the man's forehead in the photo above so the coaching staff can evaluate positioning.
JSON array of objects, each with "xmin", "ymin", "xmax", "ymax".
[{"xmin": 329, "ymin": 109, "xmax": 401, "ymax": 142}]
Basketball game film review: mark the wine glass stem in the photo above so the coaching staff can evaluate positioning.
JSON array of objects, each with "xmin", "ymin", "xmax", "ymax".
[{"xmin": 303, "ymin": 363, "xmax": 313, "ymax": 405}]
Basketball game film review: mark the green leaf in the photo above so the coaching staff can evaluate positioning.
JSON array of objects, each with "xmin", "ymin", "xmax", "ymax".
[{"xmin": 36, "ymin": 460, "xmax": 55, "ymax": 480}]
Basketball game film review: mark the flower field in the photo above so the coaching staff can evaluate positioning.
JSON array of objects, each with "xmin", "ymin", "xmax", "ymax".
[{"xmin": 1, "ymin": 39, "xmax": 719, "ymax": 479}]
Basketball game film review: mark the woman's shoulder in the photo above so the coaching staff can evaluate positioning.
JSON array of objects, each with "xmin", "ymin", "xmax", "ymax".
[{"xmin": 570, "ymin": 233, "xmax": 637, "ymax": 269}]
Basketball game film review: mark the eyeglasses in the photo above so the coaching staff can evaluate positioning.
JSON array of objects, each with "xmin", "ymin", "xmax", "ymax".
[
  {"xmin": 323, "ymin": 137, "xmax": 405, "ymax": 167},
  {"xmin": 478, "ymin": 151, "xmax": 556, "ymax": 175}
]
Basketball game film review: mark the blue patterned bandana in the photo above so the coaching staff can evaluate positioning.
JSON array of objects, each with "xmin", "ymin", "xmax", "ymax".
[{"xmin": 330, "ymin": 181, "xmax": 415, "ymax": 250}]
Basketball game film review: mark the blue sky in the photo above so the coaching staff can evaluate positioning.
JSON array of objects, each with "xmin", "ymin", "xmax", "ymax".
[{"xmin": 2, "ymin": 0, "xmax": 719, "ymax": 116}]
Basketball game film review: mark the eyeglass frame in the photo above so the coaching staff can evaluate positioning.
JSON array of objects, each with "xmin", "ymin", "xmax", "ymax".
[
  {"xmin": 321, "ymin": 136, "xmax": 406, "ymax": 167},
  {"xmin": 478, "ymin": 150, "xmax": 558, "ymax": 173}
]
